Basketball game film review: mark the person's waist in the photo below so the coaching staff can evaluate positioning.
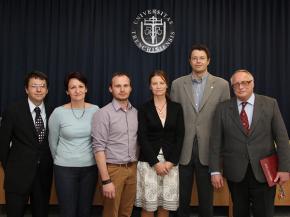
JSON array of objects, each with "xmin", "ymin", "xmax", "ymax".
[
  {"xmin": 103, "ymin": 149, "xmax": 138, "ymax": 163},
  {"xmin": 106, "ymin": 161, "xmax": 137, "ymax": 168}
]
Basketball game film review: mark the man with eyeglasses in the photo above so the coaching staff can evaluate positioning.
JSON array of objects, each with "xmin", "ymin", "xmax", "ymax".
[
  {"xmin": 0, "ymin": 71, "xmax": 53, "ymax": 217},
  {"xmin": 209, "ymin": 69, "xmax": 290, "ymax": 217},
  {"xmin": 170, "ymin": 44, "xmax": 230, "ymax": 217}
]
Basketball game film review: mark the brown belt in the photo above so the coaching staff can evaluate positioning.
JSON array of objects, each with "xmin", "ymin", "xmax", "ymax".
[{"xmin": 106, "ymin": 162, "xmax": 136, "ymax": 168}]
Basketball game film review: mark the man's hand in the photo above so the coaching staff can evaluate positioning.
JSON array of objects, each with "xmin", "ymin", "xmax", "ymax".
[
  {"xmin": 102, "ymin": 182, "xmax": 115, "ymax": 199},
  {"xmin": 211, "ymin": 174, "xmax": 224, "ymax": 189},
  {"xmin": 274, "ymin": 172, "xmax": 290, "ymax": 185}
]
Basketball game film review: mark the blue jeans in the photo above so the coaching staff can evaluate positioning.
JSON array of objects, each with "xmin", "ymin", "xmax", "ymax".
[{"xmin": 54, "ymin": 165, "xmax": 98, "ymax": 217}]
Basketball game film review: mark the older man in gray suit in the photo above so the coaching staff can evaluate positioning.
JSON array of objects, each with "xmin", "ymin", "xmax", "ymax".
[
  {"xmin": 170, "ymin": 44, "xmax": 230, "ymax": 217},
  {"xmin": 209, "ymin": 69, "xmax": 290, "ymax": 217}
]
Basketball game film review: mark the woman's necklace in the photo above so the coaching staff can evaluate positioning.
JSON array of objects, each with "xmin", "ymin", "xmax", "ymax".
[
  {"xmin": 155, "ymin": 102, "xmax": 167, "ymax": 118},
  {"xmin": 71, "ymin": 103, "xmax": 86, "ymax": 119},
  {"xmin": 155, "ymin": 102, "xmax": 166, "ymax": 113}
]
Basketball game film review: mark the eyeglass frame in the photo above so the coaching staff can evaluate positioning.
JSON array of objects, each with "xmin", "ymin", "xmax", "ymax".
[
  {"xmin": 231, "ymin": 80, "xmax": 253, "ymax": 89},
  {"xmin": 190, "ymin": 56, "xmax": 208, "ymax": 62},
  {"xmin": 29, "ymin": 84, "xmax": 47, "ymax": 89}
]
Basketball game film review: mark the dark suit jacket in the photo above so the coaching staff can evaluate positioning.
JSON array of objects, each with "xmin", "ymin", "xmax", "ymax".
[
  {"xmin": 0, "ymin": 100, "xmax": 53, "ymax": 194},
  {"xmin": 209, "ymin": 94, "xmax": 290, "ymax": 183},
  {"xmin": 138, "ymin": 99, "xmax": 185, "ymax": 166}
]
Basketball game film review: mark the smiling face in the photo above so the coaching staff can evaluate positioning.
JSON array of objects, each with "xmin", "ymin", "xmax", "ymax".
[
  {"xmin": 109, "ymin": 75, "xmax": 132, "ymax": 102},
  {"xmin": 231, "ymin": 70, "xmax": 254, "ymax": 101},
  {"xmin": 189, "ymin": 49, "xmax": 210, "ymax": 75},
  {"xmin": 66, "ymin": 78, "xmax": 87, "ymax": 103},
  {"xmin": 150, "ymin": 75, "xmax": 167, "ymax": 97},
  {"xmin": 25, "ymin": 78, "xmax": 48, "ymax": 106}
]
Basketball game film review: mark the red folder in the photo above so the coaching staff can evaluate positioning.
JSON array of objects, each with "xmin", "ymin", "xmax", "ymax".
[{"xmin": 260, "ymin": 154, "xmax": 278, "ymax": 187}]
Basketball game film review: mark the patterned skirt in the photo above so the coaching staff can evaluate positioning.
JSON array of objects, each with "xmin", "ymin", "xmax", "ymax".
[{"xmin": 135, "ymin": 154, "xmax": 179, "ymax": 212}]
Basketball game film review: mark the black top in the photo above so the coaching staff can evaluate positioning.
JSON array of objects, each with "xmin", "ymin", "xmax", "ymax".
[{"xmin": 138, "ymin": 99, "xmax": 185, "ymax": 166}]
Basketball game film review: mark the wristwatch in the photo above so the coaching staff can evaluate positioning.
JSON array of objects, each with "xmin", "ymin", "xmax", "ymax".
[{"xmin": 102, "ymin": 178, "xmax": 112, "ymax": 185}]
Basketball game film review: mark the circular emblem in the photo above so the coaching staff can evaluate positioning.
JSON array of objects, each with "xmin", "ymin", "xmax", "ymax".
[{"xmin": 131, "ymin": 9, "xmax": 175, "ymax": 53}]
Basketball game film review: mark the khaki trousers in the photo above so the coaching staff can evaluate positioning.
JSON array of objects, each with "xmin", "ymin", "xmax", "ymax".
[{"xmin": 101, "ymin": 163, "xmax": 137, "ymax": 217}]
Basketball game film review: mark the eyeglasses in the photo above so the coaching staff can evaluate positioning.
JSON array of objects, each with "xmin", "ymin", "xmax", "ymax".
[
  {"xmin": 232, "ymin": 80, "xmax": 252, "ymax": 89},
  {"xmin": 30, "ymin": 84, "xmax": 47, "ymax": 89},
  {"xmin": 191, "ymin": 56, "xmax": 207, "ymax": 62}
]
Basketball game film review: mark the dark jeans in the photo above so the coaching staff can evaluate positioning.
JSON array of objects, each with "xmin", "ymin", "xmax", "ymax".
[
  {"xmin": 54, "ymin": 165, "xmax": 98, "ymax": 217},
  {"xmin": 175, "ymin": 138, "xmax": 213, "ymax": 217}
]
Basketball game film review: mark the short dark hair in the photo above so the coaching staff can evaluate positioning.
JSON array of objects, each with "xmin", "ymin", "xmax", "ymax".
[
  {"xmin": 110, "ymin": 72, "xmax": 132, "ymax": 87},
  {"xmin": 64, "ymin": 72, "xmax": 88, "ymax": 91},
  {"xmin": 188, "ymin": 44, "xmax": 211, "ymax": 60},
  {"xmin": 24, "ymin": 70, "xmax": 48, "ymax": 88}
]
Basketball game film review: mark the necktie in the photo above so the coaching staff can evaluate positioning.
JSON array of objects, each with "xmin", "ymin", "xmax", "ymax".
[
  {"xmin": 240, "ymin": 102, "xmax": 249, "ymax": 134},
  {"xmin": 34, "ymin": 107, "xmax": 45, "ymax": 143}
]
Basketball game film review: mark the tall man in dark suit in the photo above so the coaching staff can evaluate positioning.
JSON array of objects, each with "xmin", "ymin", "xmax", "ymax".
[
  {"xmin": 170, "ymin": 44, "xmax": 230, "ymax": 217},
  {"xmin": 0, "ymin": 71, "xmax": 53, "ymax": 217},
  {"xmin": 209, "ymin": 69, "xmax": 290, "ymax": 217}
]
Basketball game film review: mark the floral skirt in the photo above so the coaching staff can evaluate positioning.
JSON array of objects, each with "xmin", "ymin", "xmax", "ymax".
[{"xmin": 135, "ymin": 154, "xmax": 179, "ymax": 212}]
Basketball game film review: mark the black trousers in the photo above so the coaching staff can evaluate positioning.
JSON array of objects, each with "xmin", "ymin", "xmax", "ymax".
[
  {"xmin": 175, "ymin": 138, "xmax": 213, "ymax": 217},
  {"xmin": 5, "ymin": 163, "xmax": 52, "ymax": 217},
  {"xmin": 227, "ymin": 165, "xmax": 276, "ymax": 217}
]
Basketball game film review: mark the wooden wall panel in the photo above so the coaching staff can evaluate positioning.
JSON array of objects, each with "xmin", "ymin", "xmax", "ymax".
[{"xmin": 1, "ymin": 167, "xmax": 289, "ymax": 209}]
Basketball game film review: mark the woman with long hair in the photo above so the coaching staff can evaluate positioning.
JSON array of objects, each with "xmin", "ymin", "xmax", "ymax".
[{"xmin": 135, "ymin": 70, "xmax": 185, "ymax": 217}]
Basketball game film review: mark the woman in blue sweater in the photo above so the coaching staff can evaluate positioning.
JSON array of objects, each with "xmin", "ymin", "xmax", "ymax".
[{"xmin": 48, "ymin": 72, "xmax": 99, "ymax": 217}]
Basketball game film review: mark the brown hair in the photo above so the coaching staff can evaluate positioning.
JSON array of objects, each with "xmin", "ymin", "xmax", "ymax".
[
  {"xmin": 110, "ymin": 72, "xmax": 132, "ymax": 87},
  {"xmin": 188, "ymin": 44, "xmax": 211, "ymax": 60},
  {"xmin": 64, "ymin": 72, "xmax": 88, "ymax": 91},
  {"xmin": 149, "ymin": 69, "xmax": 170, "ymax": 99},
  {"xmin": 24, "ymin": 70, "xmax": 49, "ymax": 88}
]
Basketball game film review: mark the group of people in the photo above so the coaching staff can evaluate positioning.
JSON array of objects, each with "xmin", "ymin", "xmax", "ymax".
[{"xmin": 0, "ymin": 44, "xmax": 290, "ymax": 217}]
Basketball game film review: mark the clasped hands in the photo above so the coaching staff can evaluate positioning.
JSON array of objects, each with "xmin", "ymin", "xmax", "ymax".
[{"xmin": 154, "ymin": 161, "xmax": 174, "ymax": 176}]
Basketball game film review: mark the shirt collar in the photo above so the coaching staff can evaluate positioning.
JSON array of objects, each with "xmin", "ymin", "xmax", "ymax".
[
  {"xmin": 27, "ymin": 98, "xmax": 45, "ymax": 114},
  {"xmin": 112, "ymin": 98, "xmax": 132, "ymax": 112},
  {"xmin": 237, "ymin": 93, "xmax": 255, "ymax": 106},
  {"xmin": 191, "ymin": 72, "xmax": 209, "ymax": 83}
]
